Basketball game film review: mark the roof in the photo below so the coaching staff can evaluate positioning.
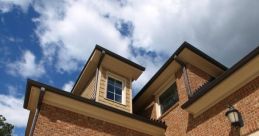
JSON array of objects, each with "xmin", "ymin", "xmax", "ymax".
[
  {"xmin": 71, "ymin": 45, "xmax": 145, "ymax": 93},
  {"xmin": 95, "ymin": 45, "xmax": 145, "ymax": 71},
  {"xmin": 181, "ymin": 45, "xmax": 259, "ymax": 109},
  {"xmin": 133, "ymin": 41, "xmax": 228, "ymax": 102},
  {"xmin": 24, "ymin": 79, "xmax": 166, "ymax": 129}
]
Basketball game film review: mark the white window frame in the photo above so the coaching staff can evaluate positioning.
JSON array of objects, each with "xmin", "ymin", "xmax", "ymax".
[
  {"xmin": 105, "ymin": 72, "xmax": 126, "ymax": 105},
  {"xmin": 154, "ymin": 77, "xmax": 177, "ymax": 118}
]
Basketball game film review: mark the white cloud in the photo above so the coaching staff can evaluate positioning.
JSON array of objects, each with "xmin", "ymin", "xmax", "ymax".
[
  {"xmin": 62, "ymin": 81, "xmax": 74, "ymax": 92},
  {"xmin": 2, "ymin": 0, "xmax": 258, "ymax": 93},
  {"xmin": 34, "ymin": 0, "xmax": 130, "ymax": 72},
  {"xmin": 0, "ymin": 0, "xmax": 32, "ymax": 13},
  {"xmin": 0, "ymin": 94, "xmax": 29, "ymax": 127},
  {"xmin": 7, "ymin": 50, "xmax": 45, "ymax": 78},
  {"xmin": 30, "ymin": 0, "xmax": 259, "ymax": 92}
]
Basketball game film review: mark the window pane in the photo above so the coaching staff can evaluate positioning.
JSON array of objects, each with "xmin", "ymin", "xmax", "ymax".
[
  {"xmin": 115, "ymin": 87, "xmax": 122, "ymax": 95},
  {"xmin": 107, "ymin": 84, "xmax": 114, "ymax": 93},
  {"xmin": 106, "ymin": 77, "xmax": 123, "ymax": 104},
  {"xmin": 108, "ymin": 77, "xmax": 115, "ymax": 84},
  {"xmin": 115, "ymin": 80, "xmax": 122, "ymax": 88},
  {"xmin": 115, "ymin": 94, "xmax": 122, "ymax": 103},
  {"xmin": 107, "ymin": 92, "xmax": 114, "ymax": 100},
  {"xmin": 159, "ymin": 83, "xmax": 179, "ymax": 114}
]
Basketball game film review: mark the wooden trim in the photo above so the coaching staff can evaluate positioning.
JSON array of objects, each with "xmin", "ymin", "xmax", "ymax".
[
  {"xmin": 182, "ymin": 46, "xmax": 259, "ymax": 109},
  {"xmin": 43, "ymin": 91, "xmax": 166, "ymax": 135},
  {"xmin": 154, "ymin": 77, "xmax": 177, "ymax": 119},
  {"xmin": 24, "ymin": 79, "xmax": 167, "ymax": 129},
  {"xmin": 133, "ymin": 41, "xmax": 227, "ymax": 103},
  {"xmin": 105, "ymin": 71, "xmax": 127, "ymax": 105}
]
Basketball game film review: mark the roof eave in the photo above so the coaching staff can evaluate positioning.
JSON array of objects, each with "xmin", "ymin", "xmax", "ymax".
[
  {"xmin": 133, "ymin": 41, "xmax": 228, "ymax": 103},
  {"xmin": 24, "ymin": 79, "xmax": 166, "ymax": 129},
  {"xmin": 181, "ymin": 46, "xmax": 259, "ymax": 109}
]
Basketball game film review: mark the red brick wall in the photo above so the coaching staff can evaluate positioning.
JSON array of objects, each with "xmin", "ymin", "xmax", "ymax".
[
  {"xmin": 137, "ymin": 65, "xmax": 259, "ymax": 136},
  {"xmin": 162, "ymin": 74, "xmax": 259, "ymax": 136},
  {"xmin": 186, "ymin": 64, "xmax": 212, "ymax": 94},
  {"xmin": 33, "ymin": 103, "xmax": 150, "ymax": 136}
]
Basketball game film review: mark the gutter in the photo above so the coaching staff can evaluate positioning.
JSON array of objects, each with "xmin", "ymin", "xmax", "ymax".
[
  {"xmin": 181, "ymin": 46, "xmax": 259, "ymax": 109},
  {"xmin": 133, "ymin": 41, "xmax": 227, "ymax": 103},
  {"xmin": 24, "ymin": 79, "xmax": 167, "ymax": 129},
  {"xmin": 29, "ymin": 87, "xmax": 45, "ymax": 136}
]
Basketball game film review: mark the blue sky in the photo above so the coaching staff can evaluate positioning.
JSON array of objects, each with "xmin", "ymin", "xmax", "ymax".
[{"xmin": 0, "ymin": 0, "xmax": 258, "ymax": 135}]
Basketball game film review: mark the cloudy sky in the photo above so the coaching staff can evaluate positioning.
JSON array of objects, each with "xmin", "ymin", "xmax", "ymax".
[{"xmin": 0, "ymin": 0, "xmax": 258, "ymax": 135}]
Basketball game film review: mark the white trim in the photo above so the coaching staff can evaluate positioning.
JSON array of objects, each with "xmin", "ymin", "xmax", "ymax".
[
  {"xmin": 154, "ymin": 76, "xmax": 177, "ymax": 119},
  {"xmin": 105, "ymin": 71, "xmax": 127, "ymax": 105},
  {"xmin": 42, "ymin": 91, "xmax": 166, "ymax": 136},
  {"xmin": 249, "ymin": 130, "xmax": 259, "ymax": 136}
]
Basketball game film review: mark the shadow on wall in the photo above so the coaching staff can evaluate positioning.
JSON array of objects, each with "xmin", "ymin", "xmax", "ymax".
[{"xmin": 229, "ymin": 126, "xmax": 241, "ymax": 136}]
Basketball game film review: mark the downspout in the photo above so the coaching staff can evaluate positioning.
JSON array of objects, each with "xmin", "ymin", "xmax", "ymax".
[
  {"xmin": 94, "ymin": 50, "xmax": 105, "ymax": 100},
  {"xmin": 29, "ymin": 87, "xmax": 45, "ymax": 136},
  {"xmin": 174, "ymin": 56, "xmax": 193, "ymax": 97}
]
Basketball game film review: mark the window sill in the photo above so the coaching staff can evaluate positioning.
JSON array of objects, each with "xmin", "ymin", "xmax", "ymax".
[
  {"xmin": 104, "ymin": 97, "xmax": 126, "ymax": 106},
  {"xmin": 158, "ymin": 102, "xmax": 179, "ymax": 120}
]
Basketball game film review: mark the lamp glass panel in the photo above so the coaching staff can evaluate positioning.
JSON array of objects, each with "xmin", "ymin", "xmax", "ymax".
[{"xmin": 227, "ymin": 111, "xmax": 239, "ymax": 123}]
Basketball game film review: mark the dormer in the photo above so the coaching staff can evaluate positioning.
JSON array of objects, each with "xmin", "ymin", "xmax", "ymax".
[
  {"xmin": 133, "ymin": 42, "xmax": 227, "ymax": 117},
  {"xmin": 72, "ymin": 45, "xmax": 145, "ymax": 113}
]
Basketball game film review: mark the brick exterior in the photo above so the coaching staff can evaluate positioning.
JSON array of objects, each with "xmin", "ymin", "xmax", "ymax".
[
  {"xmin": 138, "ymin": 64, "xmax": 259, "ymax": 136},
  {"xmin": 33, "ymin": 103, "xmax": 150, "ymax": 136},
  {"xmin": 185, "ymin": 64, "xmax": 212, "ymax": 94}
]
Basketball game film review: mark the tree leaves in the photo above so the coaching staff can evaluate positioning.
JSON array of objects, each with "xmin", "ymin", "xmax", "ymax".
[{"xmin": 0, "ymin": 115, "xmax": 14, "ymax": 136}]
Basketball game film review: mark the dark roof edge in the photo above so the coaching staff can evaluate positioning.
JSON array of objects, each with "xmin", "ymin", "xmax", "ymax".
[
  {"xmin": 181, "ymin": 46, "xmax": 259, "ymax": 109},
  {"xmin": 133, "ymin": 41, "xmax": 228, "ymax": 102},
  {"xmin": 70, "ymin": 46, "xmax": 97, "ymax": 93},
  {"xmin": 95, "ymin": 45, "xmax": 145, "ymax": 71},
  {"xmin": 71, "ymin": 45, "xmax": 145, "ymax": 93},
  {"xmin": 176, "ymin": 42, "xmax": 228, "ymax": 70},
  {"xmin": 24, "ymin": 79, "xmax": 166, "ymax": 129}
]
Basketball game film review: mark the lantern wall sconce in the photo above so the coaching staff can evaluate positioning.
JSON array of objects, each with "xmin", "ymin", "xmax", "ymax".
[{"xmin": 225, "ymin": 105, "xmax": 243, "ymax": 128}]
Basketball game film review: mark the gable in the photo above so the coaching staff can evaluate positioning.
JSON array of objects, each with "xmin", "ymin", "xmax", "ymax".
[{"xmin": 133, "ymin": 42, "xmax": 227, "ymax": 112}]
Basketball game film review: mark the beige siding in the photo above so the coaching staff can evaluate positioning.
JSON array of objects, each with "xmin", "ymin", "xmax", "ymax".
[
  {"xmin": 81, "ymin": 73, "xmax": 97, "ymax": 100},
  {"xmin": 96, "ymin": 67, "xmax": 132, "ymax": 113}
]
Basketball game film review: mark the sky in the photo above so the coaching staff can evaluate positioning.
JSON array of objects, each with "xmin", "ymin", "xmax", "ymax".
[{"xmin": 0, "ymin": 0, "xmax": 258, "ymax": 135}]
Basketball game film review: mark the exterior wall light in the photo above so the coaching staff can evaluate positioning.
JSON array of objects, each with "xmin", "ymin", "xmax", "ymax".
[{"xmin": 225, "ymin": 105, "xmax": 242, "ymax": 128}]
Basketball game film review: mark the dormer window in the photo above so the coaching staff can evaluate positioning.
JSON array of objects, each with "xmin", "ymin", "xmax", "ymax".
[
  {"xmin": 159, "ymin": 83, "xmax": 179, "ymax": 114},
  {"xmin": 156, "ymin": 82, "xmax": 179, "ymax": 117},
  {"xmin": 106, "ymin": 74, "xmax": 126, "ymax": 104}
]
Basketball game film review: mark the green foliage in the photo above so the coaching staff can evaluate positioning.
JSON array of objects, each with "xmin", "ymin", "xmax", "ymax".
[{"xmin": 0, "ymin": 115, "xmax": 14, "ymax": 136}]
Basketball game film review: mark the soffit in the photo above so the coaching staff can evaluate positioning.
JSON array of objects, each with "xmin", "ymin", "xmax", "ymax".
[
  {"xmin": 72, "ymin": 50, "xmax": 101, "ymax": 95},
  {"xmin": 177, "ymin": 48, "xmax": 225, "ymax": 77},
  {"xmin": 101, "ymin": 54, "xmax": 143, "ymax": 80},
  {"xmin": 183, "ymin": 55, "xmax": 259, "ymax": 117},
  {"xmin": 133, "ymin": 42, "xmax": 227, "ymax": 112},
  {"xmin": 43, "ymin": 91, "xmax": 165, "ymax": 135},
  {"xmin": 24, "ymin": 80, "xmax": 166, "ymax": 136}
]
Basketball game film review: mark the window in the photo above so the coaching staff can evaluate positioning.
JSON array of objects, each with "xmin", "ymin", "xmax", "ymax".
[
  {"xmin": 159, "ymin": 83, "xmax": 179, "ymax": 114},
  {"xmin": 106, "ymin": 77, "xmax": 123, "ymax": 103}
]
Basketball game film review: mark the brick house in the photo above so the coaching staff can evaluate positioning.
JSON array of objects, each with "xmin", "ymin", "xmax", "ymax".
[{"xmin": 24, "ymin": 42, "xmax": 259, "ymax": 136}]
